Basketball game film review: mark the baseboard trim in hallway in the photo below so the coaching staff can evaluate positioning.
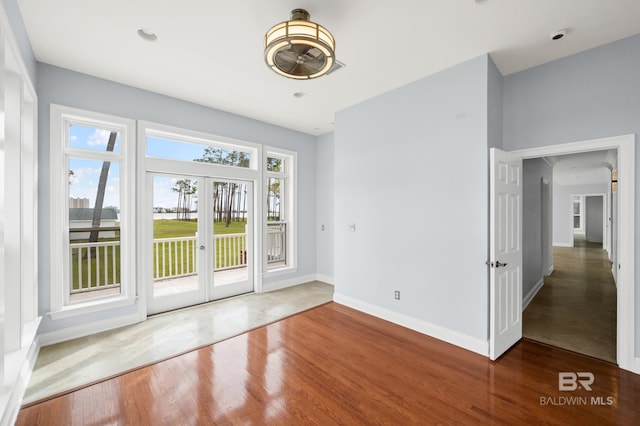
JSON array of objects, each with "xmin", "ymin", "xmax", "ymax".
[
  {"xmin": 522, "ymin": 278, "xmax": 544, "ymax": 310},
  {"xmin": 23, "ymin": 281, "xmax": 334, "ymax": 407}
]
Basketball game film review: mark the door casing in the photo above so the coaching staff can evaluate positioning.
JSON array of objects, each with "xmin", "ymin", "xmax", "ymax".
[{"xmin": 505, "ymin": 134, "xmax": 635, "ymax": 372}]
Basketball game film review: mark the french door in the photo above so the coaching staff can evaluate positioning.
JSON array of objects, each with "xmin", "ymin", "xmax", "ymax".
[{"xmin": 147, "ymin": 173, "xmax": 253, "ymax": 315}]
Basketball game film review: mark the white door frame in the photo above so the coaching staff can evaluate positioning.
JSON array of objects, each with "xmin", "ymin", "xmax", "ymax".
[{"xmin": 510, "ymin": 134, "xmax": 635, "ymax": 373}]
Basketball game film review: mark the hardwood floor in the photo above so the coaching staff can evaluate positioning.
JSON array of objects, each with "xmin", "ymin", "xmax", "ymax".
[
  {"xmin": 523, "ymin": 238, "xmax": 616, "ymax": 362},
  {"xmin": 18, "ymin": 303, "xmax": 640, "ymax": 425}
]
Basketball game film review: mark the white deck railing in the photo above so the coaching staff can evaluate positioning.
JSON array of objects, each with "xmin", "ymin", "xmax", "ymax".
[
  {"xmin": 267, "ymin": 222, "xmax": 286, "ymax": 264},
  {"xmin": 153, "ymin": 236, "xmax": 198, "ymax": 280},
  {"xmin": 214, "ymin": 233, "xmax": 247, "ymax": 271},
  {"xmin": 70, "ymin": 228, "xmax": 287, "ymax": 294},
  {"xmin": 70, "ymin": 241, "xmax": 121, "ymax": 294}
]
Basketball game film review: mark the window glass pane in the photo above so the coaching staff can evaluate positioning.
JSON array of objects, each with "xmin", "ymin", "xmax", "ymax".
[
  {"xmin": 573, "ymin": 215, "xmax": 580, "ymax": 229},
  {"xmin": 69, "ymin": 124, "xmax": 121, "ymax": 153},
  {"xmin": 267, "ymin": 177, "xmax": 282, "ymax": 221},
  {"xmin": 147, "ymin": 136, "xmax": 251, "ymax": 167},
  {"xmin": 68, "ymin": 157, "xmax": 122, "ymax": 302},
  {"xmin": 267, "ymin": 157, "xmax": 284, "ymax": 172},
  {"xmin": 573, "ymin": 201, "xmax": 580, "ymax": 215}
]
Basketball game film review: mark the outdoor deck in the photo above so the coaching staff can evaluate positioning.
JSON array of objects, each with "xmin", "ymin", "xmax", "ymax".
[{"xmin": 69, "ymin": 267, "xmax": 249, "ymax": 302}]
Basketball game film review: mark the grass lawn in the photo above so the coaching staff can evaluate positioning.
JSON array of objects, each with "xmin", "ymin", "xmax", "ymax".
[{"xmin": 153, "ymin": 219, "xmax": 247, "ymax": 238}]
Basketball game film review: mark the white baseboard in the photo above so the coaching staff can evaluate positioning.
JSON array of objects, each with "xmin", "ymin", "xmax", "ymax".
[
  {"xmin": 333, "ymin": 293, "xmax": 488, "ymax": 357},
  {"xmin": 0, "ymin": 319, "xmax": 41, "ymax": 426},
  {"xmin": 633, "ymin": 357, "xmax": 640, "ymax": 375},
  {"xmin": 546, "ymin": 265, "xmax": 554, "ymax": 276},
  {"xmin": 553, "ymin": 242, "xmax": 573, "ymax": 247},
  {"xmin": 38, "ymin": 312, "xmax": 141, "ymax": 347},
  {"xmin": 315, "ymin": 274, "xmax": 334, "ymax": 285},
  {"xmin": 262, "ymin": 274, "xmax": 319, "ymax": 293},
  {"xmin": 522, "ymin": 278, "xmax": 544, "ymax": 311}
]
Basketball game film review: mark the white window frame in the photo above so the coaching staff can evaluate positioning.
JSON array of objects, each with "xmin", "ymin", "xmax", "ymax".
[
  {"xmin": 263, "ymin": 147, "xmax": 297, "ymax": 275},
  {"xmin": 572, "ymin": 195, "xmax": 585, "ymax": 233},
  {"xmin": 49, "ymin": 105, "xmax": 136, "ymax": 319}
]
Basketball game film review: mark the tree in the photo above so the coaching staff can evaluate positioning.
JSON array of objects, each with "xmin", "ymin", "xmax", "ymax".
[
  {"xmin": 87, "ymin": 131, "xmax": 117, "ymax": 258},
  {"xmin": 172, "ymin": 179, "xmax": 197, "ymax": 220},
  {"xmin": 194, "ymin": 147, "xmax": 249, "ymax": 226}
]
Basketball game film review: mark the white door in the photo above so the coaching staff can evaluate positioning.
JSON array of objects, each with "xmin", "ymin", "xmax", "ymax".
[
  {"xmin": 147, "ymin": 174, "xmax": 253, "ymax": 315},
  {"xmin": 489, "ymin": 148, "xmax": 523, "ymax": 360}
]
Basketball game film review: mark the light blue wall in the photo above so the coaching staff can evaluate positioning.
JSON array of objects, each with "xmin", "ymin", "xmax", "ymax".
[
  {"xmin": 487, "ymin": 58, "xmax": 503, "ymax": 150},
  {"xmin": 335, "ymin": 55, "xmax": 491, "ymax": 340},
  {"xmin": 316, "ymin": 132, "xmax": 335, "ymax": 280},
  {"xmin": 36, "ymin": 63, "xmax": 317, "ymax": 334},
  {"xmin": 1, "ymin": 0, "xmax": 36, "ymax": 83},
  {"xmin": 522, "ymin": 158, "xmax": 553, "ymax": 298},
  {"xmin": 504, "ymin": 34, "xmax": 640, "ymax": 355},
  {"xmin": 552, "ymin": 183, "xmax": 609, "ymax": 246},
  {"xmin": 585, "ymin": 196, "xmax": 604, "ymax": 243}
]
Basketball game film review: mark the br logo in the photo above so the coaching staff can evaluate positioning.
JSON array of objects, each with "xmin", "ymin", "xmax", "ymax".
[{"xmin": 558, "ymin": 372, "xmax": 594, "ymax": 391}]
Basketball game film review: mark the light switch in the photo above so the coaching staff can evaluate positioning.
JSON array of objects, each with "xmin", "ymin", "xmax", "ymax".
[
  {"xmin": 320, "ymin": 224, "xmax": 325, "ymax": 231},
  {"xmin": 349, "ymin": 223, "xmax": 356, "ymax": 232}
]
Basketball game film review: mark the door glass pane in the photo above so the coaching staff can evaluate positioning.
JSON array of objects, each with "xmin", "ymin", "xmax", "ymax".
[
  {"xmin": 213, "ymin": 181, "xmax": 248, "ymax": 286},
  {"xmin": 152, "ymin": 176, "xmax": 199, "ymax": 297},
  {"xmin": 68, "ymin": 157, "xmax": 121, "ymax": 302}
]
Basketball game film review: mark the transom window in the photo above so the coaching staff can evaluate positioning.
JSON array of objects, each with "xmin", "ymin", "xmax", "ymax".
[{"xmin": 146, "ymin": 132, "xmax": 254, "ymax": 168}]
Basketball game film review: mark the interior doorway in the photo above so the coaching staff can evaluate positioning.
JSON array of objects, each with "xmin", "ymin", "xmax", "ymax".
[
  {"xmin": 522, "ymin": 155, "xmax": 615, "ymax": 362},
  {"xmin": 501, "ymin": 134, "xmax": 635, "ymax": 372}
]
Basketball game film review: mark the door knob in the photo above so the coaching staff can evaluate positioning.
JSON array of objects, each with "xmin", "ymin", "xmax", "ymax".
[{"xmin": 495, "ymin": 261, "xmax": 508, "ymax": 268}]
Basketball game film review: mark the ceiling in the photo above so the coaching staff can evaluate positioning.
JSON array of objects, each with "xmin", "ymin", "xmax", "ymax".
[
  {"xmin": 17, "ymin": 0, "xmax": 640, "ymax": 135},
  {"xmin": 547, "ymin": 150, "xmax": 614, "ymax": 186}
]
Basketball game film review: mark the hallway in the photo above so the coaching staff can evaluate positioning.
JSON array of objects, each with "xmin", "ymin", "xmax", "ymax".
[{"xmin": 522, "ymin": 239, "xmax": 617, "ymax": 363}]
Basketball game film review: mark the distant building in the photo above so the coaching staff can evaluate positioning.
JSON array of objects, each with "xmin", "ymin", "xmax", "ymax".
[
  {"xmin": 69, "ymin": 197, "xmax": 90, "ymax": 208},
  {"xmin": 69, "ymin": 208, "xmax": 118, "ymax": 240}
]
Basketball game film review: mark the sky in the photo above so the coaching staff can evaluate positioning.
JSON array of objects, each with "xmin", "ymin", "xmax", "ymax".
[
  {"xmin": 68, "ymin": 126, "xmax": 248, "ymax": 209},
  {"xmin": 68, "ymin": 125, "xmax": 121, "ymax": 209}
]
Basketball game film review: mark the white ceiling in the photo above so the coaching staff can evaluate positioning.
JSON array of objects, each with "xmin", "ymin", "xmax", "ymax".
[
  {"xmin": 549, "ymin": 150, "xmax": 614, "ymax": 186},
  {"xmin": 17, "ymin": 0, "xmax": 640, "ymax": 135}
]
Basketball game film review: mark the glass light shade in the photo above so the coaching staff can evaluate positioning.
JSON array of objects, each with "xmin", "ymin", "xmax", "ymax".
[{"xmin": 264, "ymin": 10, "xmax": 336, "ymax": 79}]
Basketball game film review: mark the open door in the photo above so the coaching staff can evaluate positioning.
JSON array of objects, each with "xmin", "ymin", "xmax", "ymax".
[{"xmin": 489, "ymin": 148, "xmax": 523, "ymax": 360}]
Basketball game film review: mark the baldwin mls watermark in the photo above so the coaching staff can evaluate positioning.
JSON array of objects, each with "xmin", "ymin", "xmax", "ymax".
[{"xmin": 539, "ymin": 372, "xmax": 614, "ymax": 406}]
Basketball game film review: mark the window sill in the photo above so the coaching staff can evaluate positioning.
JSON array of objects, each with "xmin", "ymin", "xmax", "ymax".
[
  {"xmin": 263, "ymin": 266, "xmax": 297, "ymax": 278},
  {"xmin": 48, "ymin": 295, "xmax": 137, "ymax": 320}
]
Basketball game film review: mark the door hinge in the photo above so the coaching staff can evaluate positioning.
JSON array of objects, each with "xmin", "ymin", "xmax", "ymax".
[{"xmin": 485, "ymin": 261, "xmax": 494, "ymax": 267}]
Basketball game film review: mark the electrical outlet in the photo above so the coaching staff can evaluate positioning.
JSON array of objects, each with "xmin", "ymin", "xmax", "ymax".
[
  {"xmin": 394, "ymin": 290, "xmax": 400, "ymax": 300},
  {"xmin": 320, "ymin": 224, "xmax": 325, "ymax": 231}
]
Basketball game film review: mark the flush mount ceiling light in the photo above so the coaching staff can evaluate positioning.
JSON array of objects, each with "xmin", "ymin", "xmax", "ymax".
[{"xmin": 264, "ymin": 9, "xmax": 335, "ymax": 80}]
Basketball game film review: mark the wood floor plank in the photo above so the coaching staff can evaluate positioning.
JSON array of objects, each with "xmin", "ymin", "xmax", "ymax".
[
  {"xmin": 17, "ymin": 302, "xmax": 640, "ymax": 425},
  {"xmin": 523, "ymin": 240, "xmax": 617, "ymax": 362}
]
